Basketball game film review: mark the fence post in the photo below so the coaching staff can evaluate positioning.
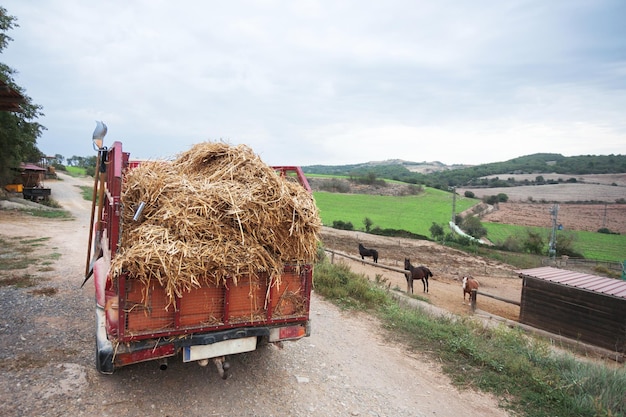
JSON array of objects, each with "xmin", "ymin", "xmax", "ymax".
[{"xmin": 470, "ymin": 289, "xmax": 477, "ymax": 312}]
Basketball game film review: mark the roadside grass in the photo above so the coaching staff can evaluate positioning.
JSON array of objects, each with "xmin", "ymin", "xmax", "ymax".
[
  {"xmin": 23, "ymin": 208, "xmax": 72, "ymax": 219},
  {"xmin": 78, "ymin": 185, "xmax": 91, "ymax": 201},
  {"xmin": 314, "ymin": 258, "xmax": 626, "ymax": 417},
  {"xmin": 78, "ymin": 185, "xmax": 97, "ymax": 202},
  {"xmin": 0, "ymin": 236, "xmax": 55, "ymax": 291},
  {"xmin": 314, "ymin": 191, "xmax": 626, "ymax": 262},
  {"xmin": 7, "ymin": 203, "xmax": 73, "ymax": 219},
  {"xmin": 0, "ymin": 236, "xmax": 51, "ymax": 270}
]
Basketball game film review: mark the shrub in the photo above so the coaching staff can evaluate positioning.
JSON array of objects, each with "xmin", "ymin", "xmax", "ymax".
[
  {"xmin": 318, "ymin": 178, "xmax": 351, "ymax": 193},
  {"xmin": 463, "ymin": 215, "xmax": 487, "ymax": 239},
  {"xmin": 597, "ymin": 227, "xmax": 619, "ymax": 235},
  {"xmin": 370, "ymin": 227, "xmax": 429, "ymax": 240},
  {"xmin": 464, "ymin": 190, "xmax": 475, "ymax": 198},
  {"xmin": 555, "ymin": 232, "xmax": 583, "ymax": 258},
  {"xmin": 349, "ymin": 172, "xmax": 386, "ymax": 187},
  {"xmin": 500, "ymin": 235, "xmax": 521, "ymax": 252},
  {"xmin": 429, "ymin": 222, "xmax": 445, "ymax": 241},
  {"xmin": 363, "ymin": 217, "xmax": 373, "ymax": 232},
  {"xmin": 332, "ymin": 220, "xmax": 354, "ymax": 230},
  {"xmin": 483, "ymin": 195, "xmax": 499, "ymax": 205},
  {"xmin": 523, "ymin": 230, "xmax": 545, "ymax": 255},
  {"xmin": 402, "ymin": 184, "xmax": 423, "ymax": 196}
]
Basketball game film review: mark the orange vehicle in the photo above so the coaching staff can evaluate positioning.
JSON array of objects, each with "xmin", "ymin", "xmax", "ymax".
[{"xmin": 85, "ymin": 126, "xmax": 317, "ymax": 378}]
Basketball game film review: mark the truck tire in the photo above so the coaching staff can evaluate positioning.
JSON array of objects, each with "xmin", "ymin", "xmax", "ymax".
[{"xmin": 95, "ymin": 337, "xmax": 114, "ymax": 374}]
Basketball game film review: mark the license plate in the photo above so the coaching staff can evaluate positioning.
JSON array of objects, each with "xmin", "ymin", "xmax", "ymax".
[{"xmin": 183, "ymin": 337, "xmax": 257, "ymax": 362}]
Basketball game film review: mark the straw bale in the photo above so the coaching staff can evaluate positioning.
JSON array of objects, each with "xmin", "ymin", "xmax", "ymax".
[{"xmin": 110, "ymin": 142, "xmax": 321, "ymax": 306}]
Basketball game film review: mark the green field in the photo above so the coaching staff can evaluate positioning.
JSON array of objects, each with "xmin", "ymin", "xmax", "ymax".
[
  {"xmin": 65, "ymin": 166, "xmax": 88, "ymax": 176},
  {"xmin": 484, "ymin": 222, "xmax": 626, "ymax": 262},
  {"xmin": 313, "ymin": 189, "xmax": 477, "ymax": 237},
  {"xmin": 313, "ymin": 190, "xmax": 626, "ymax": 262}
]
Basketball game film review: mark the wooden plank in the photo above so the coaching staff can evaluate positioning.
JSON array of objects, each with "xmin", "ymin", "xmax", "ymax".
[{"xmin": 477, "ymin": 290, "xmax": 520, "ymax": 306}]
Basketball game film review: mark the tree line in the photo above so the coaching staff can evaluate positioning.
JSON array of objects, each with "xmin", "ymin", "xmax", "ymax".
[
  {"xmin": 304, "ymin": 153, "xmax": 626, "ymax": 190},
  {"xmin": 0, "ymin": 7, "xmax": 46, "ymax": 186}
]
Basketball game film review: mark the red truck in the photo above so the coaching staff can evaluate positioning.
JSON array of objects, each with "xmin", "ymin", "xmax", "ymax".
[{"xmin": 85, "ymin": 140, "xmax": 316, "ymax": 378}]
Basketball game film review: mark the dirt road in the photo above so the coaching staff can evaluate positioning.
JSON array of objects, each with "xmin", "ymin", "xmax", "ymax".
[{"xmin": 0, "ymin": 173, "xmax": 510, "ymax": 417}]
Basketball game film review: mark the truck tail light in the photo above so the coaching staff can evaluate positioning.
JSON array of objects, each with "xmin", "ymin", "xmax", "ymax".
[{"xmin": 269, "ymin": 324, "xmax": 309, "ymax": 342}]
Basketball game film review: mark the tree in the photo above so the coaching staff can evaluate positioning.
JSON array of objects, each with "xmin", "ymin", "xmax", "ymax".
[
  {"xmin": 555, "ymin": 231, "xmax": 581, "ymax": 257},
  {"xmin": 523, "ymin": 230, "xmax": 545, "ymax": 255},
  {"xmin": 363, "ymin": 217, "xmax": 373, "ymax": 232},
  {"xmin": 0, "ymin": 7, "xmax": 46, "ymax": 185},
  {"xmin": 429, "ymin": 222, "xmax": 444, "ymax": 242},
  {"xmin": 462, "ymin": 215, "xmax": 487, "ymax": 239}
]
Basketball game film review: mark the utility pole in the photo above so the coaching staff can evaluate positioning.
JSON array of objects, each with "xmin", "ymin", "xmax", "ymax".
[
  {"xmin": 548, "ymin": 204, "xmax": 559, "ymax": 259},
  {"xmin": 450, "ymin": 187, "xmax": 456, "ymax": 223}
]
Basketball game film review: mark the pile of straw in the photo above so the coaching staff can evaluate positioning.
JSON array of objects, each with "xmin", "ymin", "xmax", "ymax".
[{"xmin": 110, "ymin": 142, "xmax": 321, "ymax": 304}]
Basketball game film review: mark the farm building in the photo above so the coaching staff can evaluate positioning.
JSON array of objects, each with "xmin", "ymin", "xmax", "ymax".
[{"xmin": 518, "ymin": 267, "xmax": 626, "ymax": 354}]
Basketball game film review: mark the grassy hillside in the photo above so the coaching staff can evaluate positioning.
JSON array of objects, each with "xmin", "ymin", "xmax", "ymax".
[{"xmin": 314, "ymin": 191, "xmax": 626, "ymax": 262}]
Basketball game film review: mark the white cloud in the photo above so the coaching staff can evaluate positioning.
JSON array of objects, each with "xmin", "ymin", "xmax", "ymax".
[{"xmin": 2, "ymin": 0, "xmax": 625, "ymax": 166}]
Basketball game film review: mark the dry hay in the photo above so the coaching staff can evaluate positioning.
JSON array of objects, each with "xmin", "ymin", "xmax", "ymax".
[{"xmin": 110, "ymin": 142, "xmax": 321, "ymax": 305}]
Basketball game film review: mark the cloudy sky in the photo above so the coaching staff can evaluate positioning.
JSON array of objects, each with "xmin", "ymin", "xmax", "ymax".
[{"xmin": 3, "ymin": 0, "xmax": 625, "ymax": 166}]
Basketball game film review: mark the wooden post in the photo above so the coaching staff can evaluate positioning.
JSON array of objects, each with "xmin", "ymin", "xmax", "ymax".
[
  {"xmin": 470, "ymin": 289, "xmax": 477, "ymax": 312},
  {"xmin": 85, "ymin": 151, "xmax": 102, "ymax": 277}
]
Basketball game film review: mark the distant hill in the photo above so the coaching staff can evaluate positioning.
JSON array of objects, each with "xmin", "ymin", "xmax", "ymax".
[
  {"xmin": 304, "ymin": 159, "xmax": 471, "ymax": 175},
  {"xmin": 302, "ymin": 153, "xmax": 626, "ymax": 190}
]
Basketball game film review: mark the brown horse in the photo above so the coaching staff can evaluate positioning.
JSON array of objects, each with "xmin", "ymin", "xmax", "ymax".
[
  {"xmin": 462, "ymin": 276, "xmax": 479, "ymax": 302},
  {"xmin": 404, "ymin": 258, "xmax": 432, "ymax": 293}
]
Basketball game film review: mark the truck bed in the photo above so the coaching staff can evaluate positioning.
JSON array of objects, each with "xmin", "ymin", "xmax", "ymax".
[{"xmin": 109, "ymin": 265, "xmax": 312, "ymax": 342}]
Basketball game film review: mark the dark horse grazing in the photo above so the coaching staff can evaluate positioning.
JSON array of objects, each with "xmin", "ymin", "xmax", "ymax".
[
  {"xmin": 358, "ymin": 243, "xmax": 378, "ymax": 263},
  {"xmin": 404, "ymin": 258, "xmax": 432, "ymax": 293}
]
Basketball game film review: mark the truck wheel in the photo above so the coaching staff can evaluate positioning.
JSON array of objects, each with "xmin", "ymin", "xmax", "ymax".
[
  {"xmin": 95, "ymin": 337, "xmax": 114, "ymax": 374},
  {"xmin": 257, "ymin": 335, "xmax": 270, "ymax": 347}
]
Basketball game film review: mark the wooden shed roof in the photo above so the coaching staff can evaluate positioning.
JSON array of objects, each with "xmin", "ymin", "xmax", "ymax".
[
  {"xmin": 0, "ymin": 79, "xmax": 25, "ymax": 112},
  {"xmin": 517, "ymin": 266, "xmax": 626, "ymax": 299},
  {"xmin": 20, "ymin": 163, "xmax": 46, "ymax": 171}
]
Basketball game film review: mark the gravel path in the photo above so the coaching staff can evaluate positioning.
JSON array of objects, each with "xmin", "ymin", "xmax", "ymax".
[{"xmin": 0, "ymin": 173, "xmax": 510, "ymax": 417}]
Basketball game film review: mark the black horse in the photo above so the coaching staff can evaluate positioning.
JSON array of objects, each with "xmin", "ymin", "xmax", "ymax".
[
  {"xmin": 358, "ymin": 243, "xmax": 378, "ymax": 263},
  {"xmin": 404, "ymin": 258, "xmax": 432, "ymax": 293}
]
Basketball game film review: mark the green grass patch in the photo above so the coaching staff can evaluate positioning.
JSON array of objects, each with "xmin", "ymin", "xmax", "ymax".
[
  {"xmin": 19, "ymin": 208, "xmax": 73, "ymax": 219},
  {"xmin": 313, "ymin": 189, "xmax": 477, "ymax": 237},
  {"xmin": 313, "ymin": 261, "xmax": 391, "ymax": 310},
  {"xmin": 314, "ymin": 258, "xmax": 626, "ymax": 417},
  {"xmin": 78, "ymin": 185, "xmax": 94, "ymax": 202},
  {"xmin": 20, "ymin": 237, "xmax": 51, "ymax": 245},
  {"xmin": 569, "ymin": 230, "xmax": 626, "ymax": 262},
  {"xmin": 0, "ymin": 236, "xmax": 57, "ymax": 272},
  {"xmin": 65, "ymin": 166, "xmax": 87, "ymax": 177},
  {"xmin": 0, "ymin": 237, "xmax": 39, "ymax": 270},
  {"xmin": 484, "ymin": 223, "xmax": 626, "ymax": 263}
]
